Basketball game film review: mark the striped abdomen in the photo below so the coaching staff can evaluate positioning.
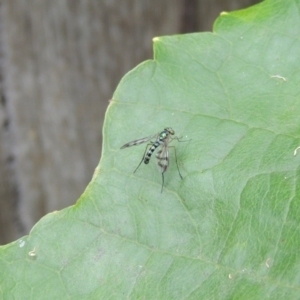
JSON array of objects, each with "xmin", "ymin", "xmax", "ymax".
[{"xmin": 144, "ymin": 141, "xmax": 160, "ymax": 164}]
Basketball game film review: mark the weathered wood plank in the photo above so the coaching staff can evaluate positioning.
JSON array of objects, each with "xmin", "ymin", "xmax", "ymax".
[{"xmin": 0, "ymin": 0, "xmax": 183, "ymax": 243}]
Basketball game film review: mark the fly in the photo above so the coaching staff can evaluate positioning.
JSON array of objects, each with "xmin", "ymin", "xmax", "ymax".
[{"xmin": 120, "ymin": 127, "xmax": 186, "ymax": 192}]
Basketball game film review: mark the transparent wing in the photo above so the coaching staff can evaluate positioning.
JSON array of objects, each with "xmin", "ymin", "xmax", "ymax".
[
  {"xmin": 120, "ymin": 133, "xmax": 157, "ymax": 149},
  {"xmin": 156, "ymin": 142, "xmax": 169, "ymax": 173}
]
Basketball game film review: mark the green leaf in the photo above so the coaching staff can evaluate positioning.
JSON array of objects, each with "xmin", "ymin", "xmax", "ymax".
[{"xmin": 1, "ymin": 0, "xmax": 300, "ymax": 298}]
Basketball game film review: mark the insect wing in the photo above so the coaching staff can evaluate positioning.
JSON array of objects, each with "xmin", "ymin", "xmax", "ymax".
[
  {"xmin": 156, "ymin": 142, "xmax": 169, "ymax": 173},
  {"xmin": 120, "ymin": 133, "xmax": 157, "ymax": 149}
]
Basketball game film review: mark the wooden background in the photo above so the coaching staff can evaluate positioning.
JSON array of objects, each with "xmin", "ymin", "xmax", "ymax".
[{"xmin": 0, "ymin": 0, "xmax": 259, "ymax": 244}]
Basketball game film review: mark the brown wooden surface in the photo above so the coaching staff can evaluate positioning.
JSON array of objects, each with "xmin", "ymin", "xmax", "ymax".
[{"xmin": 0, "ymin": 0, "xmax": 259, "ymax": 244}]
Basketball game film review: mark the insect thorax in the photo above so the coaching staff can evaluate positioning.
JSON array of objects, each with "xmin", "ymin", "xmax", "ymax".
[{"xmin": 159, "ymin": 129, "xmax": 171, "ymax": 141}]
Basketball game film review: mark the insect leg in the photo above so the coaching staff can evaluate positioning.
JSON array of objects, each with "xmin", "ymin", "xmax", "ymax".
[
  {"xmin": 171, "ymin": 136, "xmax": 192, "ymax": 143},
  {"xmin": 161, "ymin": 172, "xmax": 164, "ymax": 193},
  {"xmin": 168, "ymin": 145, "xmax": 183, "ymax": 180},
  {"xmin": 133, "ymin": 142, "xmax": 153, "ymax": 173}
]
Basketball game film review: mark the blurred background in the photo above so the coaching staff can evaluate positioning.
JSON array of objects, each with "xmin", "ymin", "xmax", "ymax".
[{"xmin": 0, "ymin": 0, "xmax": 260, "ymax": 244}]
